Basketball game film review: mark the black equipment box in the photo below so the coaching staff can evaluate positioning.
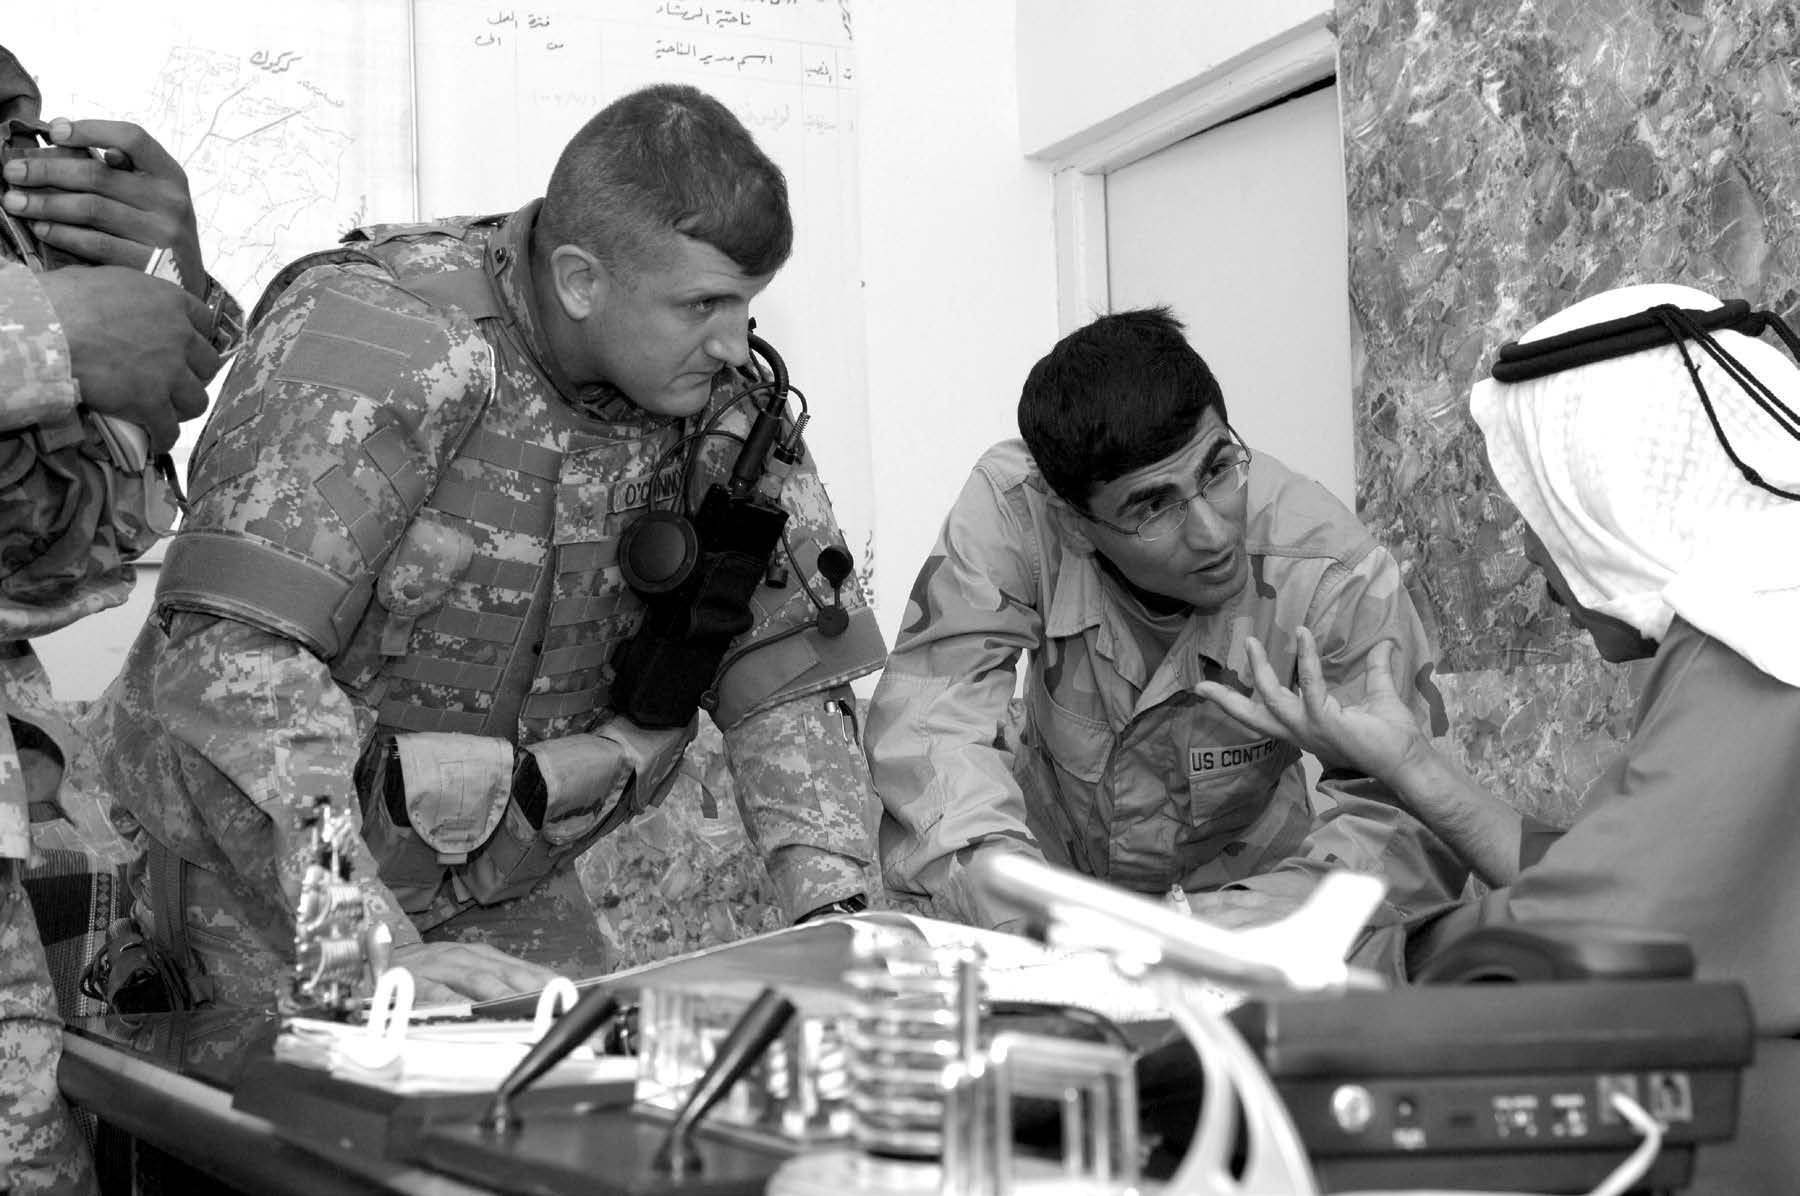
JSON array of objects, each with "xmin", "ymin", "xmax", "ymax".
[
  {"xmin": 1225, "ymin": 979, "xmax": 1754, "ymax": 1192},
  {"xmin": 414, "ymin": 1108, "xmax": 790, "ymax": 1196},
  {"xmin": 234, "ymin": 1055, "xmax": 636, "ymax": 1161}
]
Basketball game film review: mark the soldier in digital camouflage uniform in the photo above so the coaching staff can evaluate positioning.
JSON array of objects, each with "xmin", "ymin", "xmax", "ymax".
[
  {"xmin": 86, "ymin": 82, "xmax": 887, "ymax": 1008},
  {"xmin": 867, "ymin": 308, "xmax": 1466, "ymax": 972},
  {"xmin": 0, "ymin": 42, "xmax": 240, "ymax": 1196}
]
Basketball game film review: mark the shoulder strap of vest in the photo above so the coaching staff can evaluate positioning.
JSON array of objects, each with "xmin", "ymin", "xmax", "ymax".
[
  {"xmin": 248, "ymin": 214, "xmax": 510, "ymax": 332},
  {"xmin": 396, "ymin": 266, "xmax": 507, "ymax": 324},
  {"xmin": 246, "ymin": 245, "xmax": 383, "ymax": 332}
]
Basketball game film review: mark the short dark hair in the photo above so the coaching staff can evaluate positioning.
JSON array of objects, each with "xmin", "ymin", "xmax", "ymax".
[
  {"xmin": 1017, "ymin": 306, "xmax": 1228, "ymax": 511},
  {"xmin": 540, "ymin": 83, "xmax": 793, "ymax": 279}
]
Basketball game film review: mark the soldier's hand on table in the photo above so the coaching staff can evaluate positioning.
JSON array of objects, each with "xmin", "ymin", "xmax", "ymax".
[
  {"xmin": 390, "ymin": 941, "xmax": 566, "ymax": 1005},
  {"xmin": 3, "ymin": 117, "xmax": 206, "ymax": 294},
  {"xmin": 39, "ymin": 265, "xmax": 219, "ymax": 451},
  {"xmin": 1194, "ymin": 628, "xmax": 1430, "ymax": 783},
  {"xmin": 1184, "ymin": 887, "xmax": 1301, "ymax": 931}
]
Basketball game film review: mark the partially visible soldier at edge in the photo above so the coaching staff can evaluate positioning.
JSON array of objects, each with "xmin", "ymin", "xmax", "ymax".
[
  {"xmin": 85, "ymin": 82, "xmax": 889, "ymax": 1008},
  {"xmin": 0, "ymin": 42, "xmax": 241, "ymax": 1196}
]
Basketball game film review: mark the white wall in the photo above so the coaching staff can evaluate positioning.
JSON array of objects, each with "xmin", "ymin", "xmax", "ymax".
[
  {"xmin": 1014, "ymin": 0, "xmax": 1334, "ymax": 160},
  {"xmin": 856, "ymin": 1, "xmax": 1336, "ymax": 642},
  {"xmin": 856, "ymin": 0, "xmax": 1059, "ymax": 642},
  {"xmin": 1105, "ymin": 86, "xmax": 1356, "ymax": 506}
]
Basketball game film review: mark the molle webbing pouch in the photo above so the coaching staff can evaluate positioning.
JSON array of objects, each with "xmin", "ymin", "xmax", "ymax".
[
  {"xmin": 398, "ymin": 733, "xmax": 513, "ymax": 859},
  {"xmin": 359, "ymin": 732, "xmax": 512, "ymax": 914}
]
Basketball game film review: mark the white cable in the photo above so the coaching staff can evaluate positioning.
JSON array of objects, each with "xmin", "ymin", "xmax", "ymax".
[
  {"xmin": 1338, "ymin": 1089, "xmax": 1665, "ymax": 1196},
  {"xmin": 1586, "ymin": 1091, "xmax": 1664, "ymax": 1196}
]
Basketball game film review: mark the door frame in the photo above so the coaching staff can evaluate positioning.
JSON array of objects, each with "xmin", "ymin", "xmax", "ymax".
[{"xmin": 1045, "ymin": 15, "xmax": 1337, "ymax": 332}]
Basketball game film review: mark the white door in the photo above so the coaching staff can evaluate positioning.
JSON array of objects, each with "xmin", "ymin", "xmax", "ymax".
[{"xmin": 1104, "ymin": 84, "xmax": 1355, "ymax": 507}]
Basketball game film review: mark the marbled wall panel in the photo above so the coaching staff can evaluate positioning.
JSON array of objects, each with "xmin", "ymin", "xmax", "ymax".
[{"xmin": 1338, "ymin": 0, "xmax": 1800, "ymax": 820}]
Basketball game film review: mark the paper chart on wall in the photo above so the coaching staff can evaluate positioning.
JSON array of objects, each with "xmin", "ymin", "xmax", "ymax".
[
  {"xmin": 7, "ymin": 1, "xmax": 418, "ymax": 331},
  {"xmin": 6, "ymin": 0, "xmax": 418, "ymax": 491}
]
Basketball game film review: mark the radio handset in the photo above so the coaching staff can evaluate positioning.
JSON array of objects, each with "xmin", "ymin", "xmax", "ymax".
[{"xmin": 611, "ymin": 328, "xmax": 820, "ymax": 729}]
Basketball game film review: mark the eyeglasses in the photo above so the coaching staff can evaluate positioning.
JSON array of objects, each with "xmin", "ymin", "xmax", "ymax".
[{"xmin": 1087, "ymin": 442, "xmax": 1253, "ymax": 542}]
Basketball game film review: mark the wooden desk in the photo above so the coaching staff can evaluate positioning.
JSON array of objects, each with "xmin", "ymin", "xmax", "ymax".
[{"xmin": 60, "ymin": 1012, "xmax": 1800, "ymax": 1195}]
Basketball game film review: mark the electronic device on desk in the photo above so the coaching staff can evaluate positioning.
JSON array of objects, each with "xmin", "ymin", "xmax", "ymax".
[
  {"xmin": 390, "ymin": 872, "xmax": 1752, "ymax": 1196},
  {"xmin": 236, "ymin": 975, "xmax": 639, "ymax": 1160},
  {"xmin": 967, "ymin": 854, "xmax": 1757, "ymax": 1196},
  {"xmin": 408, "ymin": 912, "xmax": 1157, "ymax": 1196},
  {"xmin": 415, "ymin": 986, "xmax": 803, "ymax": 1196},
  {"xmin": 1133, "ymin": 920, "xmax": 1754, "ymax": 1194},
  {"xmin": 409, "ymin": 915, "xmax": 894, "ymax": 1196}
]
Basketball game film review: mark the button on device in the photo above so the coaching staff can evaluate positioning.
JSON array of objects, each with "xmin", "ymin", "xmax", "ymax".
[{"xmin": 1331, "ymin": 1084, "xmax": 1374, "ymax": 1133}]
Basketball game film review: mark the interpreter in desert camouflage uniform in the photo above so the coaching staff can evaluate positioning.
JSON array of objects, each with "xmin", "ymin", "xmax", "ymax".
[
  {"xmin": 0, "ymin": 41, "xmax": 239, "ymax": 1196},
  {"xmin": 868, "ymin": 308, "xmax": 1466, "ymax": 970},
  {"xmin": 86, "ymin": 83, "xmax": 886, "ymax": 1008}
]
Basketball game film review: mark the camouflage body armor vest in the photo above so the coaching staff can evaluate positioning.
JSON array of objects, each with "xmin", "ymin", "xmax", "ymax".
[
  {"xmin": 171, "ymin": 217, "xmax": 699, "ymax": 924},
  {"xmin": 352, "ymin": 224, "xmax": 701, "ymax": 921}
]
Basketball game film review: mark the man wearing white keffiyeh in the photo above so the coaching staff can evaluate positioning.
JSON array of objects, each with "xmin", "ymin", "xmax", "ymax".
[
  {"xmin": 1198, "ymin": 283, "xmax": 1800, "ymax": 1034},
  {"xmin": 1478, "ymin": 283, "xmax": 1800, "ymax": 682}
]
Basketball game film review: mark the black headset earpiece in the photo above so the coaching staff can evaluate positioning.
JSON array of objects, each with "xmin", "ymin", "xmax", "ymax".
[
  {"xmin": 617, "ymin": 326, "xmax": 791, "ymax": 600},
  {"xmin": 618, "ymin": 509, "xmax": 699, "ymax": 595},
  {"xmin": 610, "ymin": 326, "xmax": 826, "ymax": 728}
]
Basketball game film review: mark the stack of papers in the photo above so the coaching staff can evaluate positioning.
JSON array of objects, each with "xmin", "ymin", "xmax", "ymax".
[{"xmin": 274, "ymin": 1014, "xmax": 637, "ymax": 1095}]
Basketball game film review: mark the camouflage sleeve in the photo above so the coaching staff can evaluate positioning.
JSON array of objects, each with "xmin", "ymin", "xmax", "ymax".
[
  {"xmin": 1311, "ymin": 543, "xmax": 1448, "ymax": 735},
  {"xmin": 1227, "ymin": 542, "xmax": 1469, "ymax": 921},
  {"xmin": 721, "ymin": 683, "xmax": 877, "ymax": 920},
  {"xmin": 0, "ymin": 863, "xmax": 96, "ymax": 1196},
  {"xmin": 157, "ymin": 261, "xmax": 490, "ymax": 660},
  {"xmin": 0, "ymin": 422, "xmax": 150, "ymax": 628},
  {"xmin": 144, "ymin": 612, "xmax": 420, "ymax": 952},
  {"xmin": 864, "ymin": 463, "xmax": 1046, "ymax": 930},
  {"xmin": 0, "ymin": 265, "xmax": 150, "ymax": 635},
  {"xmin": 0, "ymin": 263, "xmax": 79, "ymax": 432}
]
